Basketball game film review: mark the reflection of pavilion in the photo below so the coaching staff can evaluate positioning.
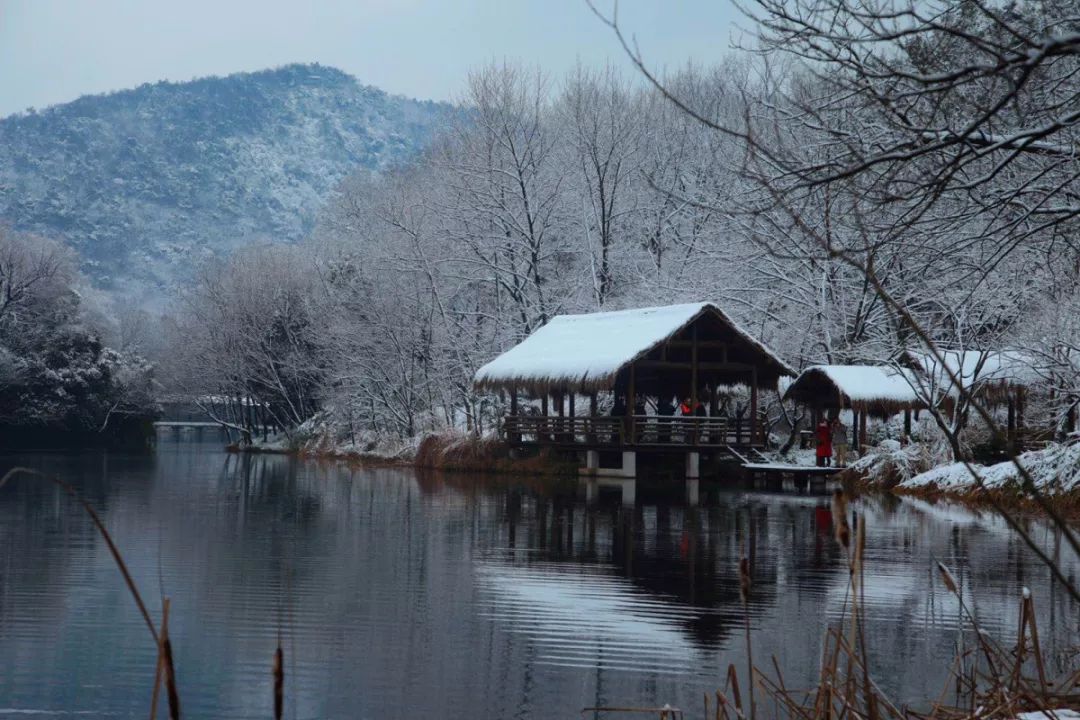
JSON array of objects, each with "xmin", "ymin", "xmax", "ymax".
[{"xmin": 481, "ymin": 495, "xmax": 790, "ymax": 650}]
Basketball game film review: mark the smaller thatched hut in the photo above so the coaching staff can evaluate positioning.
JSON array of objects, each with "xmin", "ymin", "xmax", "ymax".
[
  {"xmin": 898, "ymin": 349, "xmax": 1038, "ymax": 448},
  {"xmin": 783, "ymin": 365, "xmax": 923, "ymax": 416},
  {"xmin": 783, "ymin": 365, "xmax": 924, "ymax": 450}
]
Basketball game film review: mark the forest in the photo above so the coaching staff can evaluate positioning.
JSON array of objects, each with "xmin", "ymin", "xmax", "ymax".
[
  {"xmin": 0, "ymin": 229, "xmax": 156, "ymax": 445},
  {"xmin": 13, "ymin": 1, "xmax": 1075, "ymax": 463},
  {"xmin": 158, "ymin": 0, "xmax": 1079, "ymax": 465}
]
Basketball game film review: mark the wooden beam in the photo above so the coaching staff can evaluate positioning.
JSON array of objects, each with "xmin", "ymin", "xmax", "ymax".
[
  {"xmin": 637, "ymin": 360, "xmax": 755, "ymax": 372},
  {"xmin": 665, "ymin": 340, "xmax": 733, "ymax": 350},
  {"xmin": 627, "ymin": 364, "xmax": 636, "ymax": 442}
]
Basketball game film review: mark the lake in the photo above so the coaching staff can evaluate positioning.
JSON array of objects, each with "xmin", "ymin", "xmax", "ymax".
[{"xmin": 1, "ymin": 437, "xmax": 1078, "ymax": 719}]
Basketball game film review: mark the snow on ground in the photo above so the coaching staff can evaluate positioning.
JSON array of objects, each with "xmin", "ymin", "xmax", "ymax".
[{"xmin": 901, "ymin": 442, "xmax": 1080, "ymax": 495}]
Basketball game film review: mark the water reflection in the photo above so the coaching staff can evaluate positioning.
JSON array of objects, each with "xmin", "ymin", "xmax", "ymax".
[{"xmin": 1, "ymin": 440, "xmax": 1078, "ymax": 719}]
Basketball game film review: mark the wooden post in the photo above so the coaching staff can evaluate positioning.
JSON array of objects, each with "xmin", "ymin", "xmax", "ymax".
[
  {"xmin": 690, "ymin": 326, "xmax": 699, "ymax": 445},
  {"xmin": 627, "ymin": 364, "xmax": 636, "ymax": 445},
  {"xmin": 903, "ymin": 409, "xmax": 912, "ymax": 438},
  {"xmin": 510, "ymin": 389, "xmax": 519, "ymax": 444},
  {"xmin": 859, "ymin": 411, "xmax": 868, "ymax": 453},
  {"xmin": 542, "ymin": 394, "xmax": 550, "ymax": 443},
  {"xmin": 556, "ymin": 391, "xmax": 565, "ymax": 442},
  {"xmin": 1007, "ymin": 396, "xmax": 1016, "ymax": 451},
  {"xmin": 850, "ymin": 410, "xmax": 858, "ymax": 447},
  {"xmin": 588, "ymin": 392, "xmax": 598, "ymax": 444},
  {"xmin": 749, "ymin": 367, "xmax": 759, "ymax": 446},
  {"xmin": 1016, "ymin": 387, "xmax": 1026, "ymax": 451},
  {"xmin": 568, "ymin": 392, "xmax": 576, "ymax": 442}
]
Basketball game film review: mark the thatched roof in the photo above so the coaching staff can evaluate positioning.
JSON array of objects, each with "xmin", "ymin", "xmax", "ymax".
[
  {"xmin": 899, "ymin": 350, "xmax": 1036, "ymax": 390},
  {"xmin": 473, "ymin": 302, "xmax": 795, "ymax": 394},
  {"xmin": 783, "ymin": 365, "xmax": 925, "ymax": 416}
]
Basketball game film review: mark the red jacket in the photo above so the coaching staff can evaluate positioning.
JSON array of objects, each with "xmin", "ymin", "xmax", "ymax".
[{"xmin": 815, "ymin": 421, "xmax": 833, "ymax": 457}]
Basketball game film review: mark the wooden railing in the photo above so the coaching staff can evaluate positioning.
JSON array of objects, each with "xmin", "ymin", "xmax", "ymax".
[
  {"xmin": 503, "ymin": 415, "xmax": 767, "ymax": 447},
  {"xmin": 503, "ymin": 415, "xmax": 625, "ymax": 445}
]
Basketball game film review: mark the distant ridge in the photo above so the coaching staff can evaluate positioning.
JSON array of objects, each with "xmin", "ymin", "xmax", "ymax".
[{"xmin": 0, "ymin": 63, "xmax": 454, "ymax": 300}]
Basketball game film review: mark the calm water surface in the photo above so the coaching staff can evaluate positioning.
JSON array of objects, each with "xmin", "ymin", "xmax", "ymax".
[{"xmin": 1, "ymin": 437, "xmax": 1078, "ymax": 719}]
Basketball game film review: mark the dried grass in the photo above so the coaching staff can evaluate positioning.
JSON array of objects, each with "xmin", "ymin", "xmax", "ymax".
[
  {"xmin": 414, "ymin": 431, "xmax": 578, "ymax": 475},
  {"xmin": 663, "ymin": 491, "xmax": 1080, "ymax": 720}
]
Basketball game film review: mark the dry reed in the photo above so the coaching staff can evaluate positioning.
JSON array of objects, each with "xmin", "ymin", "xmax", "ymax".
[
  {"xmin": 626, "ymin": 490, "xmax": 1080, "ymax": 720},
  {"xmin": 1, "ymin": 466, "xmax": 285, "ymax": 719}
]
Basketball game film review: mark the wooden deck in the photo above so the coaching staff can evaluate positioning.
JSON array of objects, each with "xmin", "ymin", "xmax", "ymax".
[
  {"xmin": 503, "ymin": 414, "xmax": 767, "ymax": 450},
  {"xmin": 741, "ymin": 463, "xmax": 842, "ymax": 479}
]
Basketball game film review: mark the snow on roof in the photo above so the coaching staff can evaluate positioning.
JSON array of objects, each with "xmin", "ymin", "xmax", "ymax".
[
  {"xmin": 474, "ymin": 301, "xmax": 795, "ymax": 393},
  {"xmin": 901, "ymin": 349, "xmax": 1037, "ymax": 388},
  {"xmin": 783, "ymin": 365, "xmax": 923, "ymax": 413}
]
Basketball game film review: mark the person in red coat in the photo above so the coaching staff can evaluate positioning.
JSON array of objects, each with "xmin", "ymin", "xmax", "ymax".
[{"xmin": 815, "ymin": 418, "xmax": 833, "ymax": 467}]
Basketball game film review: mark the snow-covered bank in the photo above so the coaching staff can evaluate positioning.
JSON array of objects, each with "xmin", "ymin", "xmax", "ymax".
[
  {"xmin": 900, "ymin": 442, "xmax": 1080, "ymax": 496},
  {"xmin": 233, "ymin": 415, "xmax": 575, "ymax": 475}
]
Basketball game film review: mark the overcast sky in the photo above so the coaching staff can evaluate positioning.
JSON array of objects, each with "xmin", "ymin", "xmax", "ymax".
[{"xmin": 0, "ymin": 1, "xmax": 742, "ymax": 117}]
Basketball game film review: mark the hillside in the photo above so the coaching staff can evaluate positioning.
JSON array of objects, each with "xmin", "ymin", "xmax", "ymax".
[{"xmin": 0, "ymin": 63, "xmax": 453, "ymax": 299}]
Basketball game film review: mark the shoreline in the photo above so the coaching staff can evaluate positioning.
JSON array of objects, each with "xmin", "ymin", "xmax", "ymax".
[{"xmin": 224, "ymin": 440, "xmax": 1080, "ymax": 522}]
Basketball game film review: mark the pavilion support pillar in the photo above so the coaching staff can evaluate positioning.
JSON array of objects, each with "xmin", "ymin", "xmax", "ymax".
[
  {"xmin": 588, "ymin": 393, "xmax": 598, "ymax": 444},
  {"xmin": 556, "ymin": 391, "xmax": 565, "ymax": 442},
  {"xmin": 1016, "ymin": 388, "xmax": 1027, "ymax": 452},
  {"xmin": 903, "ymin": 409, "xmax": 912, "ymax": 438},
  {"xmin": 749, "ymin": 367, "xmax": 759, "ymax": 446},
  {"xmin": 621, "ymin": 451, "xmax": 637, "ymax": 478},
  {"xmin": 568, "ymin": 392, "xmax": 576, "ymax": 442},
  {"xmin": 686, "ymin": 451, "xmax": 700, "ymax": 480},
  {"xmin": 626, "ymin": 364, "xmax": 636, "ymax": 444},
  {"xmin": 690, "ymin": 327, "xmax": 699, "ymax": 445},
  {"xmin": 541, "ymin": 394, "xmax": 550, "ymax": 442},
  {"xmin": 1007, "ymin": 396, "xmax": 1016, "ymax": 451},
  {"xmin": 859, "ymin": 411, "xmax": 868, "ymax": 453},
  {"xmin": 510, "ymin": 389, "xmax": 520, "ymax": 444}
]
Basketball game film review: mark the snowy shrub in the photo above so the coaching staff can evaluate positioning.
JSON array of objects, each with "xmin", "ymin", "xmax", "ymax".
[
  {"xmin": 845, "ymin": 439, "xmax": 933, "ymax": 489},
  {"xmin": 902, "ymin": 441, "xmax": 1080, "ymax": 496}
]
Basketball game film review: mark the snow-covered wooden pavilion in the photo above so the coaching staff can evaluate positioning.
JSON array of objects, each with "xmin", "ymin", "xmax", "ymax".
[{"xmin": 474, "ymin": 302, "xmax": 796, "ymax": 472}]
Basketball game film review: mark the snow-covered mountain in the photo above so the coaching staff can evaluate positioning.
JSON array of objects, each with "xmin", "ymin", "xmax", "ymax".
[{"xmin": 0, "ymin": 63, "xmax": 453, "ymax": 300}]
